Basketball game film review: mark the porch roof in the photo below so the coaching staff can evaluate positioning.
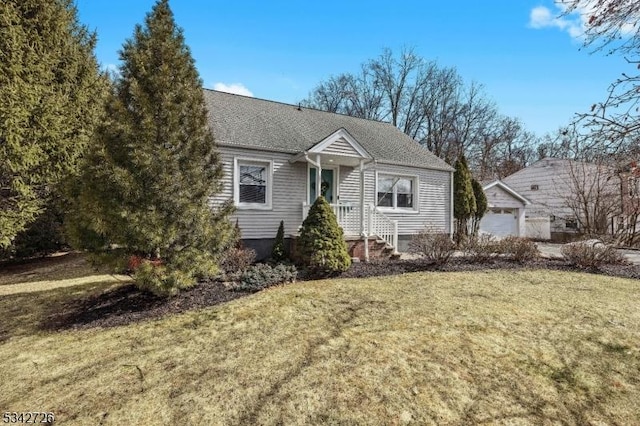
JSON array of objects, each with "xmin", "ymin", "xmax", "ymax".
[{"xmin": 205, "ymin": 90, "xmax": 454, "ymax": 172}]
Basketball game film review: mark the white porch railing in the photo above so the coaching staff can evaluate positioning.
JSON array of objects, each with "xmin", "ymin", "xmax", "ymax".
[
  {"xmin": 302, "ymin": 202, "xmax": 361, "ymax": 236},
  {"xmin": 367, "ymin": 204, "xmax": 398, "ymax": 252},
  {"xmin": 301, "ymin": 202, "xmax": 398, "ymax": 253}
]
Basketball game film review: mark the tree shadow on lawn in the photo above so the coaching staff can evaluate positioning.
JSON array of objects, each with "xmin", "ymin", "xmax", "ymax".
[{"xmin": 42, "ymin": 280, "xmax": 246, "ymax": 331}]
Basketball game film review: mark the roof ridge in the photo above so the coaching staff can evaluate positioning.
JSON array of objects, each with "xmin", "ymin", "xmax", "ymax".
[{"xmin": 204, "ymin": 88, "xmax": 398, "ymax": 128}]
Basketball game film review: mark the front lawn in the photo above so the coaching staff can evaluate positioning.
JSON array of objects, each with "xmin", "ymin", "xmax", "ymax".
[{"xmin": 1, "ymin": 268, "xmax": 639, "ymax": 424}]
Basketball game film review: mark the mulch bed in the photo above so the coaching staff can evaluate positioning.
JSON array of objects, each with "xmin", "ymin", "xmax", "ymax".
[{"xmin": 44, "ymin": 258, "xmax": 640, "ymax": 332}]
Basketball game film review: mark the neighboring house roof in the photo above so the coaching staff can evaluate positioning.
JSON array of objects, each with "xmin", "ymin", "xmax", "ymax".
[
  {"xmin": 502, "ymin": 157, "xmax": 619, "ymax": 219},
  {"xmin": 483, "ymin": 180, "xmax": 530, "ymax": 205},
  {"xmin": 204, "ymin": 90, "xmax": 453, "ymax": 171}
]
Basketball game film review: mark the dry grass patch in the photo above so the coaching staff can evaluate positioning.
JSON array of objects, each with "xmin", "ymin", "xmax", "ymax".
[
  {"xmin": 0, "ymin": 253, "xmax": 97, "ymax": 285},
  {"xmin": 1, "ymin": 270, "xmax": 639, "ymax": 425}
]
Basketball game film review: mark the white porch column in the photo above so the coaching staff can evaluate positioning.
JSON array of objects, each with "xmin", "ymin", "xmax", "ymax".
[
  {"xmin": 359, "ymin": 159, "xmax": 366, "ymax": 236},
  {"xmin": 517, "ymin": 207, "xmax": 526, "ymax": 237},
  {"xmin": 315, "ymin": 154, "xmax": 322, "ymax": 201}
]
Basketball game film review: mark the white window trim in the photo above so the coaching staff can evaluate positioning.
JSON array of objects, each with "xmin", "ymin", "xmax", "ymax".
[
  {"xmin": 234, "ymin": 157, "xmax": 273, "ymax": 210},
  {"xmin": 306, "ymin": 164, "xmax": 340, "ymax": 205},
  {"xmin": 375, "ymin": 171, "xmax": 420, "ymax": 213}
]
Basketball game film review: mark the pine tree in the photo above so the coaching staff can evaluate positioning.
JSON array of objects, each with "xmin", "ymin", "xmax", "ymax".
[
  {"xmin": 68, "ymin": 0, "xmax": 234, "ymax": 295},
  {"xmin": 470, "ymin": 178, "xmax": 487, "ymax": 237},
  {"xmin": 298, "ymin": 196, "xmax": 351, "ymax": 275},
  {"xmin": 453, "ymin": 154, "xmax": 476, "ymax": 243},
  {"xmin": 0, "ymin": 0, "xmax": 105, "ymax": 248}
]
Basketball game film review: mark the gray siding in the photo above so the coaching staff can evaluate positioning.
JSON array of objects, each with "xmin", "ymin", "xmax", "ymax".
[
  {"xmin": 211, "ymin": 146, "xmax": 306, "ymax": 239},
  {"xmin": 486, "ymin": 186, "xmax": 525, "ymax": 209},
  {"xmin": 323, "ymin": 137, "xmax": 361, "ymax": 157},
  {"xmin": 503, "ymin": 160, "xmax": 573, "ymax": 218},
  {"xmin": 338, "ymin": 166, "xmax": 361, "ymax": 204},
  {"xmin": 364, "ymin": 164, "xmax": 452, "ymax": 235},
  {"xmin": 502, "ymin": 158, "xmax": 618, "ymax": 233},
  {"xmin": 212, "ymin": 148, "xmax": 452, "ymax": 239}
]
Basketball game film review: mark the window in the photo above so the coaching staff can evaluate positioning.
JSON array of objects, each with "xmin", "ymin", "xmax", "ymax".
[
  {"xmin": 376, "ymin": 174, "xmax": 416, "ymax": 210},
  {"xmin": 234, "ymin": 158, "xmax": 272, "ymax": 209},
  {"xmin": 530, "ymin": 184, "xmax": 539, "ymax": 191},
  {"xmin": 565, "ymin": 219, "xmax": 578, "ymax": 229},
  {"xmin": 629, "ymin": 176, "xmax": 639, "ymax": 197}
]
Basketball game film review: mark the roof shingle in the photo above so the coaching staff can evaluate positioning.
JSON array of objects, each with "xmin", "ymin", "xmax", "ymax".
[{"xmin": 204, "ymin": 90, "xmax": 453, "ymax": 171}]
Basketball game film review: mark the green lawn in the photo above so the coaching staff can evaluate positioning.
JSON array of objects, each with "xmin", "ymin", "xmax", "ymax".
[{"xmin": 0, "ymin": 262, "xmax": 639, "ymax": 425}]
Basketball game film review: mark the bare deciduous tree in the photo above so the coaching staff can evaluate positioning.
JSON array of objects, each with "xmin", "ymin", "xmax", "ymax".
[
  {"xmin": 563, "ymin": 159, "xmax": 620, "ymax": 236},
  {"xmin": 560, "ymin": 1, "xmax": 640, "ymax": 154},
  {"xmin": 302, "ymin": 48, "xmax": 538, "ymax": 178}
]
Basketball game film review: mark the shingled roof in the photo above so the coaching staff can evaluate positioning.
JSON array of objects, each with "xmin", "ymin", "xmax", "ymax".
[{"xmin": 204, "ymin": 90, "xmax": 453, "ymax": 171}]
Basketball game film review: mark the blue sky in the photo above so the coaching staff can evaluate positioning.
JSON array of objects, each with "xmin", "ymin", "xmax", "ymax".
[{"xmin": 75, "ymin": 0, "xmax": 625, "ymax": 137}]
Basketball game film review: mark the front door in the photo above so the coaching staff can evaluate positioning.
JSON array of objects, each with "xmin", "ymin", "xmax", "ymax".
[{"xmin": 309, "ymin": 168, "xmax": 335, "ymax": 203}]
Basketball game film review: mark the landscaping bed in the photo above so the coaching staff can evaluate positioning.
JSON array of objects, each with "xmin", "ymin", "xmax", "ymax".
[{"xmin": 37, "ymin": 255, "xmax": 640, "ymax": 332}]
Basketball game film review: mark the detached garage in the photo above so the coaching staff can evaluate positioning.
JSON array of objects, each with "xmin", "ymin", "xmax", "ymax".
[{"xmin": 480, "ymin": 181, "xmax": 529, "ymax": 237}]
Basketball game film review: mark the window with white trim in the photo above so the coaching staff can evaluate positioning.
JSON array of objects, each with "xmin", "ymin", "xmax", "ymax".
[
  {"xmin": 235, "ymin": 159, "xmax": 271, "ymax": 208},
  {"xmin": 376, "ymin": 174, "xmax": 416, "ymax": 209}
]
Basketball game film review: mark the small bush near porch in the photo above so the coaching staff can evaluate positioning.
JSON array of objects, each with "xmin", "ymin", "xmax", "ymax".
[{"xmin": 297, "ymin": 196, "xmax": 351, "ymax": 276}]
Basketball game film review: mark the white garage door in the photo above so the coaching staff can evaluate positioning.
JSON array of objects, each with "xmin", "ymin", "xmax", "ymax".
[{"xmin": 480, "ymin": 208, "xmax": 518, "ymax": 237}]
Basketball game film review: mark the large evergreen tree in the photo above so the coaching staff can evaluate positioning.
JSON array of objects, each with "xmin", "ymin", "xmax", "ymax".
[
  {"xmin": 0, "ymin": 0, "xmax": 105, "ymax": 248},
  {"xmin": 453, "ymin": 154, "xmax": 476, "ymax": 243},
  {"xmin": 69, "ymin": 0, "xmax": 233, "ymax": 295}
]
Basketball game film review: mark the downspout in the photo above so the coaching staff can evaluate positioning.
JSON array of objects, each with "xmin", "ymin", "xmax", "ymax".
[
  {"xmin": 359, "ymin": 159, "xmax": 369, "ymax": 262},
  {"xmin": 450, "ymin": 170, "xmax": 454, "ymax": 238}
]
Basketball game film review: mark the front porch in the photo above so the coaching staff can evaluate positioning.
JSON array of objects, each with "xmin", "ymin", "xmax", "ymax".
[
  {"xmin": 289, "ymin": 128, "xmax": 399, "ymax": 259},
  {"xmin": 301, "ymin": 202, "xmax": 399, "ymax": 257}
]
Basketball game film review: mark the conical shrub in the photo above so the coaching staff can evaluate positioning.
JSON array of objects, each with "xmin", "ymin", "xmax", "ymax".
[
  {"xmin": 271, "ymin": 220, "xmax": 287, "ymax": 262},
  {"xmin": 297, "ymin": 196, "xmax": 351, "ymax": 275}
]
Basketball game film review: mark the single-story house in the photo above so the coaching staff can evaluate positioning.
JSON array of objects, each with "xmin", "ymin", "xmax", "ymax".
[
  {"xmin": 480, "ymin": 181, "xmax": 530, "ymax": 238},
  {"xmin": 205, "ymin": 90, "xmax": 454, "ymax": 260}
]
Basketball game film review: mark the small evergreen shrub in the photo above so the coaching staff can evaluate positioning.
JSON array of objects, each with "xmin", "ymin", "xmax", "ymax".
[
  {"xmin": 234, "ymin": 263, "xmax": 298, "ymax": 292},
  {"xmin": 297, "ymin": 196, "xmax": 351, "ymax": 276},
  {"xmin": 498, "ymin": 237, "xmax": 539, "ymax": 263},
  {"xmin": 561, "ymin": 240, "xmax": 627, "ymax": 269},
  {"xmin": 408, "ymin": 230, "xmax": 455, "ymax": 265},
  {"xmin": 271, "ymin": 220, "xmax": 287, "ymax": 262}
]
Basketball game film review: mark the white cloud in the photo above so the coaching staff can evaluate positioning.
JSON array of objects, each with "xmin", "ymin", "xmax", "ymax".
[
  {"xmin": 528, "ymin": 5, "xmax": 584, "ymax": 39},
  {"xmin": 212, "ymin": 82, "xmax": 254, "ymax": 97},
  {"xmin": 529, "ymin": 1, "xmax": 636, "ymax": 40}
]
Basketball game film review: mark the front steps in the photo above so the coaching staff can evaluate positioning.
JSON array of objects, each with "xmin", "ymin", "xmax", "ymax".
[{"xmin": 345, "ymin": 237, "xmax": 396, "ymax": 261}]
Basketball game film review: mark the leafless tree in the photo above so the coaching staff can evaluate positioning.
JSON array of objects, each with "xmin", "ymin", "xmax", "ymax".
[
  {"xmin": 302, "ymin": 48, "xmax": 538, "ymax": 177},
  {"xmin": 560, "ymin": 1, "xmax": 640, "ymax": 154},
  {"xmin": 562, "ymin": 158, "xmax": 621, "ymax": 236},
  {"xmin": 614, "ymin": 161, "xmax": 640, "ymax": 245},
  {"xmin": 470, "ymin": 116, "xmax": 537, "ymax": 181}
]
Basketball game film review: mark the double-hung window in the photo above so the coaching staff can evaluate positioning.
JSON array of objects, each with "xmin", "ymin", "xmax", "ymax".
[
  {"xmin": 376, "ymin": 174, "xmax": 417, "ymax": 210},
  {"xmin": 235, "ymin": 158, "xmax": 272, "ymax": 209}
]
